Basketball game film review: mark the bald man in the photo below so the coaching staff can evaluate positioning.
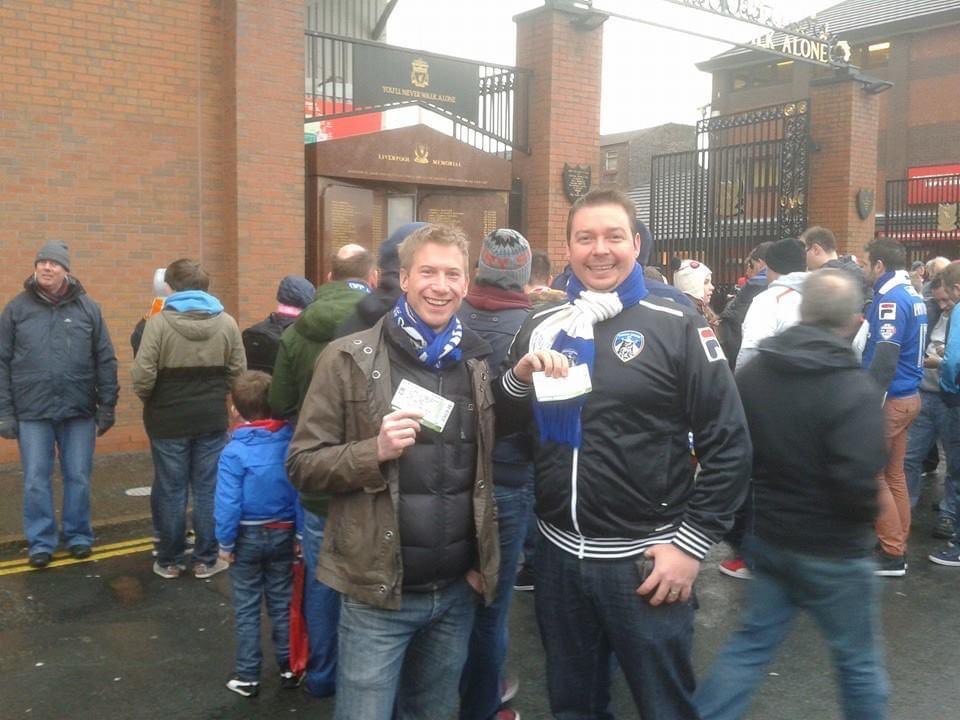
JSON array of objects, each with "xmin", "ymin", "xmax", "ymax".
[{"xmin": 268, "ymin": 243, "xmax": 376, "ymax": 697}]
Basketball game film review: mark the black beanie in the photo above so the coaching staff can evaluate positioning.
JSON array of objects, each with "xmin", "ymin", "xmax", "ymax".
[{"xmin": 765, "ymin": 238, "xmax": 806, "ymax": 274}]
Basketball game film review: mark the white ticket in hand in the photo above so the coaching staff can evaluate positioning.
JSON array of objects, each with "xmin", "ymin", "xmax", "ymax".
[
  {"xmin": 532, "ymin": 362, "xmax": 592, "ymax": 402},
  {"xmin": 390, "ymin": 378, "xmax": 455, "ymax": 433}
]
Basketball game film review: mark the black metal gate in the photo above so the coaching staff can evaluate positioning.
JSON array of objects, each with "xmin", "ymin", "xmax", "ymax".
[
  {"xmin": 649, "ymin": 100, "xmax": 810, "ymax": 299},
  {"xmin": 882, "ymin": 174, "xmax": 960, "ymax": 262}
]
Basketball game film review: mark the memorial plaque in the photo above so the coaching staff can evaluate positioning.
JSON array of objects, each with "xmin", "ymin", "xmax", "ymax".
[
  {"xmin": 307, "ymin": 124, "xmax": 511, "ymax": 191},
  {"xmin": 563, "ymin": 163, "xmax": 592, "ymax": 204},
  {"xmin": 418, "ymin": 191, "xmax": 509, "ymax": 266},
  {"xmin": 312, "ymin": 183, "xmax": 375, "ymax": 283}
]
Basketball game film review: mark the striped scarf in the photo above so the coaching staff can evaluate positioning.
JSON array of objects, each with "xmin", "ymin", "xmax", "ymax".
[{"xmin": 532, "ymin": 264, "xmax": 647, "ymax": 447}]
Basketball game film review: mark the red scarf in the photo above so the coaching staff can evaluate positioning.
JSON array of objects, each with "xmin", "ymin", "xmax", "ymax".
[{"xmin": 466, "ymin": 284, "xmax": 531, "ymax": 311}]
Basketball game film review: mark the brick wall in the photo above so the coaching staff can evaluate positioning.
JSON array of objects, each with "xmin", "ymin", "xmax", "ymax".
[
  {"xmin": 512, "ymin": 7, "xmax": 604, "ymax": 272},
  {"xmin": 0, "ymin": 0, "xmax": 305, "ymax": 463},
  {"xmin": 807, "ymin": 77, "xmax": 881, "ymax": 257}
]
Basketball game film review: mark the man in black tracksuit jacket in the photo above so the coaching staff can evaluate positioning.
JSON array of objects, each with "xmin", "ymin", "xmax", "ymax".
[
  {"xmin": 695, "ymin": 269, "xmax": 889, "ymax": 720},
  {"xmin": 497, "ymin": 189, "xmax": 751, "ymax": 719}
]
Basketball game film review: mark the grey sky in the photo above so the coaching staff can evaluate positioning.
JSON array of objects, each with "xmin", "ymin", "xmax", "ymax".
[{"xmin": 388, "ymin": 0, "xmax": 838, "ymax": 134}]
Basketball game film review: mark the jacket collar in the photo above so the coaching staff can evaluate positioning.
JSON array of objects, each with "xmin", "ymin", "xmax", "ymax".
[{"xmin": 875, "ymin": 270, "xmax": 910, "ymax": 295}]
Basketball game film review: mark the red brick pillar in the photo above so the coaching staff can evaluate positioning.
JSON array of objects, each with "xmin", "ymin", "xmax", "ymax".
[
  {"xmin": 512, "ymin": 6, "xmax": 605, "ymax": 270},
  {"xmin": 223, "ymin": 0, "xmax": 306, "ymax": 327},
  {"xmin": 807, "ymin": 73, "xmax": 881, "ymax": 258}
]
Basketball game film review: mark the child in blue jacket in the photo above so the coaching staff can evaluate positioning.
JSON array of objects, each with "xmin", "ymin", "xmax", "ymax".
[{"xmin": 215, "ymin": 370, "xmax": 303, "ymax": 697}]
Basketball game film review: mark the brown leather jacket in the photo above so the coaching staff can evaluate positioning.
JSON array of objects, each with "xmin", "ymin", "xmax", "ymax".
[{"xmin": 286, "ymin": 318, "xmax": 499, "ymax": 609}]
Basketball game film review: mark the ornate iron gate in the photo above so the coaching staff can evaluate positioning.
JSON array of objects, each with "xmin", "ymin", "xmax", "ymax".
[
  {"xmin": 649, "ymin": 100, "xmax": 810, "ymax": 300},
  {"xmin": 882, "ymin": 174, "xmax": 960, "ymax": 262}
]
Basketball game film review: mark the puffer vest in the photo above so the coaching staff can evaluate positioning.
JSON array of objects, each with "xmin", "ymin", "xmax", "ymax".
[{"xmin": 384, "ymin": 321, "xmax": 479, "ymax": 592}]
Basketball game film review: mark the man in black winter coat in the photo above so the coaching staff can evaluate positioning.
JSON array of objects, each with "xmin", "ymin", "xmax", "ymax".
[
  {"xmin": 695, "ymin": 269, "xmax": 890, "ymax": 720},
  {"xmin": 0, "ymin": 240, "xmax": 118, "ymax": 568}
]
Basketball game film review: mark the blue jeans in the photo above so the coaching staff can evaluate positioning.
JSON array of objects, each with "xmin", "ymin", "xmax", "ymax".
[
  {"xmin": 695, "ymin": 536, "xmax": 888, "ymax": 720},
  {"xmin": 229, "ymin": 525, "xmax": 295, "ymax": 680},
  {"xmin": 335, "ymin": 579, "xmax": 477, "ymax": 720},
  {"xmin": 946, "ymin": 406, "xmax": 960, "ymax": 539},
  {"xmin": 301, "ymin": 510, "xmax": 340, "ymax": 697},
  {"xmin": 150, "ymin": 431, "xmax": 225, "ymax": 567},
  {"xmin": 19, "ymin": 417, "xmax": 96, "ymax": 555},
  {"xmin": 904, "ymin": 391, "xmax": 957, "ymax": 518},
  {"xmin": 535, "ymin": 537, "xmax": 698, "ymax": 720},
  {"xmin": 460, "ymin": 482, "xmax": 534, "ymax": 720}
]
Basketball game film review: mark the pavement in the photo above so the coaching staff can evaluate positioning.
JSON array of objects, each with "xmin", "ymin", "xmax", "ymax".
[
  {"xmin": 1, "ymin": 457, "xmax": 959, "ymax": 718},
  {"xmin": 0, "ymin": 452, "xmax": 155, "ymax": 555}
]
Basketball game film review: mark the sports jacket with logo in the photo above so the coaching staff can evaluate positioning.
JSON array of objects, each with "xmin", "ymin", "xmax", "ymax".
[
  {"xmin": 496, "ymin": 295, "xmax": 752, "ymax": 560},
  {"xmin": 862, "ymin": 270, "xmax": 926, "ymax": 398}
]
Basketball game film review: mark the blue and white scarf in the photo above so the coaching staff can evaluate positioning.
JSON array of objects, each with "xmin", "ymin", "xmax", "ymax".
[
  {"xmin": 392, "ymin": 296, "xmax": 463, "ymax": 370},
  {"xmin": 532, "ymin": 264, "xmax": 648, "ymax": 447}
]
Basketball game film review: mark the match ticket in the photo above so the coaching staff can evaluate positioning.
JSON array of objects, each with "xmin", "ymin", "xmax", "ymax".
[
  {"xmin": 390, "ymin": 378, "xmax": 455, "ymax": 433},
  {"xmin": 532, "ymin": 362, "xmax": 592, "ymax": 402}
]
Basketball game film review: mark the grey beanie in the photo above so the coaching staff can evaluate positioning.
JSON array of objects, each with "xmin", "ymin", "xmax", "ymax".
[
  {"xmin": 35, "ymin": 240, "xmax": 70, "ymax": 271},
  {"xmin": 476, "ymin": 229, "xmax": 532, "ymax": 291},
  {"xmin": 276, "ymin": 275, "xmax": 316, "ymax": 309}
]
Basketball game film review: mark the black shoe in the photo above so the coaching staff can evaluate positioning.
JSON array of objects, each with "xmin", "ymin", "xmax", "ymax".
[
  {"xmin": 28, "ymin": 552, "xmax": 52, "ymax": 569},
  {"xmin": 226, "ymin": 676, "xmax": 260, "ymax": 697},
  {"xmin": 874, "ymin": 551, "xmax": 907, "ymax": 577},
  {"xmin": 932, "ymin": 516, "xmax": 955, "ymax": 540},
  {"xmin": 514, "ymin": 566, "xmax": 535, "ymax": 592},
  {"xmin": 279, "ymin": 663, "xmax": 301, "ymax": 689},
  {"xmin": 69, "ymin": 544, "xmax": 92, "ymax": 559}
]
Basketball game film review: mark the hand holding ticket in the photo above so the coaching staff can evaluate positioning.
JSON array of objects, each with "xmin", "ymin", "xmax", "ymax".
[
  {"xmin": 390, "ymin": 379, "xmax": 455, "ymax": 433},
  {"xmin": 532, "ymin": 362, "xmax": 592, "ymax": 402}
]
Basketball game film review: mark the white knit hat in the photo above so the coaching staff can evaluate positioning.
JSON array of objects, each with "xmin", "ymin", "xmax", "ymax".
[{"xmin": 673, "ymin": 259, "xmax": 712, "ymax": 301}]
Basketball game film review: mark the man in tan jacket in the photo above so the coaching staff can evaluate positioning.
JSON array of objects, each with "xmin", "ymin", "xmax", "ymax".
[{"xmin": 286, "ymin": 224, "xmax": 499, "ymax": 720}]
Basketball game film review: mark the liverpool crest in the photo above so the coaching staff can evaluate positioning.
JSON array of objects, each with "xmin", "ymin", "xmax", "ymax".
[{"xmin": 411, "ymin": 58, "xmax": 430, "ymax": 89}]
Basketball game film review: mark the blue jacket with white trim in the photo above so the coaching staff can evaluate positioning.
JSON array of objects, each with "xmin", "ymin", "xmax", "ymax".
[{"xmin": 861, "ymin": 271, "xmax": 926, "ymax": 398}]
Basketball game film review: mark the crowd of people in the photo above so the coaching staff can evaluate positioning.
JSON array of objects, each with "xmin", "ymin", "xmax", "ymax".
[{"xmin": 2, "ymin": 188, "xmax": 960, "ymax": 719}]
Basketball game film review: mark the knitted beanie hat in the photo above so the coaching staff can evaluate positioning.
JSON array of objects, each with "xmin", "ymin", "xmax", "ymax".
[
  {"xmin": 673, "ymin": 259, "xmax": 712, "ymax": 301},
  {"xmin": 35, "ymin": 240, "xmax": 70, "ymax": 271},
  {"xmin": 476, "ymin": 228, "xmax": 532, "ymax": 291},
  {"xmin": 276, "ymin": 275, "xmax": 316, "ymax": 309}
]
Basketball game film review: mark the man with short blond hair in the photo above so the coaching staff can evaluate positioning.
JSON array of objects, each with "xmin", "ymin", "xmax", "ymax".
[{"xmin": 286, "ymin": 224, "xmax": 499, "ymax": 720}]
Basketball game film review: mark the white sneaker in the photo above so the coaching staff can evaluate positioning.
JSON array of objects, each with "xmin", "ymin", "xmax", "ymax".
[{"xmin": 194, "ymin": 558, "xmax": 229, "ymax": 579}]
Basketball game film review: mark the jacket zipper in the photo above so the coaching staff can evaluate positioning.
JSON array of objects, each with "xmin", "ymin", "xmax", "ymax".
[{"xmin": 571, "ymin": 448, "xmax": 585, "ymax": 558}]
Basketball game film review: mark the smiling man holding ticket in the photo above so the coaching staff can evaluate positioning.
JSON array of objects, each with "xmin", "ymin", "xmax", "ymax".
[
  {"xmin": 286, "ymin": 224, "xmax": 499, "ymax": 720},
  {"xmin": 497, "ymin": 188, "xmax": 752, "ymax": 719}
]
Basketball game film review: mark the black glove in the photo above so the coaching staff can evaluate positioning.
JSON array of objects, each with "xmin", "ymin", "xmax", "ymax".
[
  {"xmin": 0, "ymin": 416, "xmax": 17, "ymax": 440},
  {"xmin": 95, "ymin": 407, "xmax": 115, "ymax": 437}
]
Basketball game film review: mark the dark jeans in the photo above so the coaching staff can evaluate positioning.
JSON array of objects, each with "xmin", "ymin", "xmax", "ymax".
[
  {"xmin": 150, "ymin": 431, "xmax": 225, "ymax": 567},
  {"xmin": 695, "ymin": 536, "xmax": 888, "ymax": 720},
  {"xmin": 535, "ymin": 537, "xmax": 698, "ymax": 720},
  {"xmin": 228, "ymin": 525, "xmax": 295, "ymax": 681},
  {"xmin": 460, "ymin": 482, "xmax": 534, "ymax": 720},
  {"xmin": 301, "ymin": 510, "xmax": 340, "ymax": 697}
]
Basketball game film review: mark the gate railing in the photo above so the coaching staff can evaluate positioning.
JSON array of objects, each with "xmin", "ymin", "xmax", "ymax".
[
  {"xmin": 882, "ymin": 174, "xmax": 960, "ymax": 260},
  {"xmin": 649, "ymin": 100, "xmax": 810, "ymax": 296},
  {"xmin": 304, "ymin": 31, "xmax": 530, "ymax": 157}
]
